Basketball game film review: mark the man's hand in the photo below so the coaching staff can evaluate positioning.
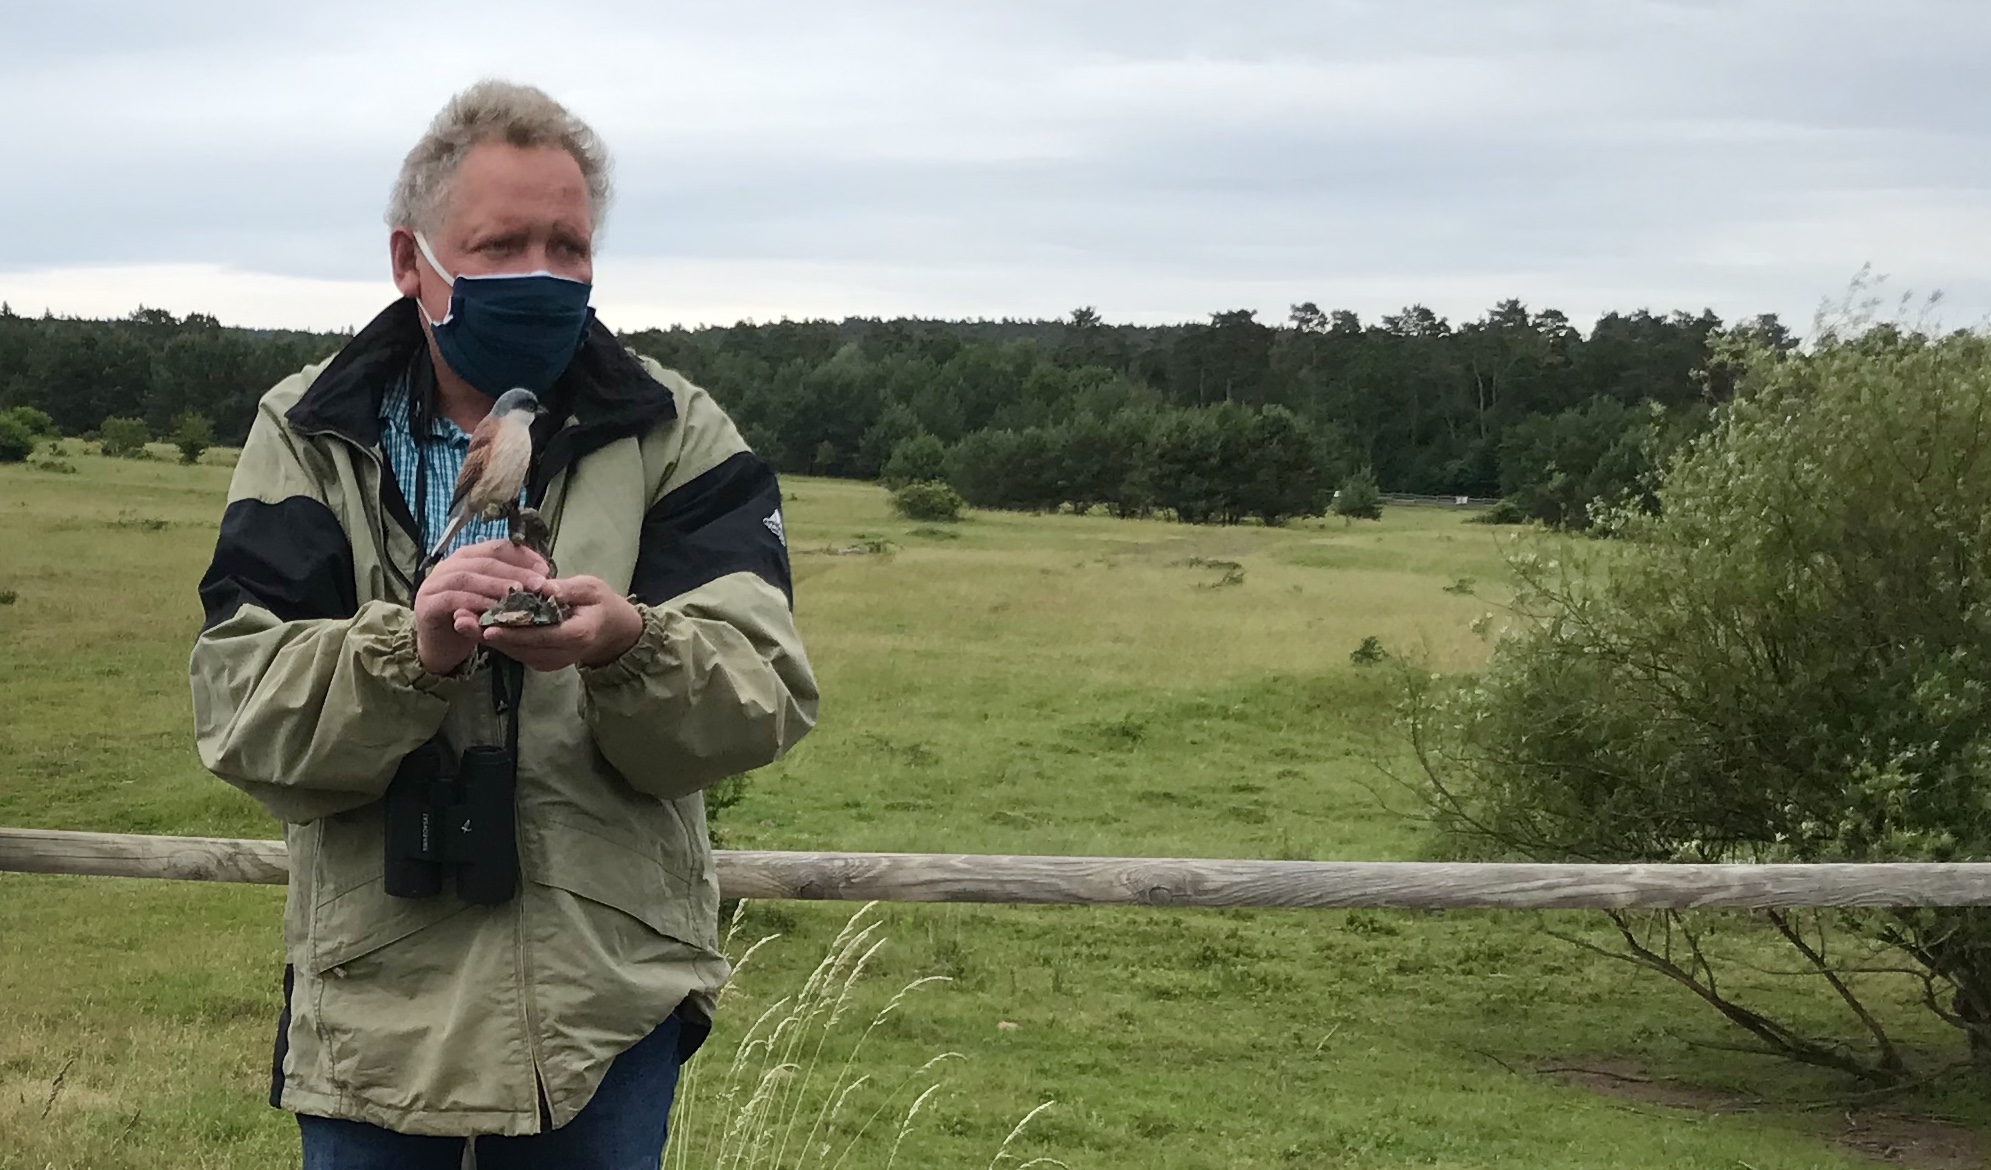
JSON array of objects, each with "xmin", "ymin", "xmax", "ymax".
[
  {"xmin": 414, "ymin": 540, "xmax": 549, "ymax": 676},
  {"xmin": 479, "ymin": 575, "xmax": 645, "ymax": 673}
]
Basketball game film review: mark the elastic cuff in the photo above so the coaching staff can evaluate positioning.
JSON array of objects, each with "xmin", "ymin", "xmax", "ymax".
[
  {"xmin": 378, "ymin": 609, "xmax": 471, "ymax": 694},
  {"xmin": 579, "ymin": 604, "xmax": 670, "ymax": 689}
]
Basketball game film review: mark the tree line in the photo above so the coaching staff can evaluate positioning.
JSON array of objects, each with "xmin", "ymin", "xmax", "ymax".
[
  {"xmin": 0, "ymin": 305, "xmax": 343, "ymax": 448},
  {"xmin": 0, "ymin": 299, "xmax": 1797, "ymax": 528}
]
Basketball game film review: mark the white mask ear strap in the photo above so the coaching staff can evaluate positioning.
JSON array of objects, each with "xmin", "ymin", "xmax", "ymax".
[
  {"xmin": 413, "ymin": 232, "xmax": 455, "ymax": 285},
  {"xmin": 412, "ymin": 232, "xmax": 457, "ymax": 326}
]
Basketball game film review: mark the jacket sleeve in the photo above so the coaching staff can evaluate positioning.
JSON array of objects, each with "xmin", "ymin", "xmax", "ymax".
[
  {"xmin": 189, "ymin": 394, "xmax": 463, "ymax": 824},
  {"xmin": 577, "ymin": 383, "xmax": 818, "ymax": 801}
]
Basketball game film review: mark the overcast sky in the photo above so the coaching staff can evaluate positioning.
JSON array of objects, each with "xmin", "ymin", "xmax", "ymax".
[{"xmin": 2, "ymin": 1, "xmax": 1986, "ymax": 334}]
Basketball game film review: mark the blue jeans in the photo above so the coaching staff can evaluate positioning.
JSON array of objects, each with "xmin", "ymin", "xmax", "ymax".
[{"xmin": 298, "ymin": 1013, "xmax": 684, "ymax": 1170}]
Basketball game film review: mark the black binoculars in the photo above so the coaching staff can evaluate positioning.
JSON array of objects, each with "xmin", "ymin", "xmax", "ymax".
[{"xmin": 383, "ymin": 739, "xmax": 519, "ymax": 905}]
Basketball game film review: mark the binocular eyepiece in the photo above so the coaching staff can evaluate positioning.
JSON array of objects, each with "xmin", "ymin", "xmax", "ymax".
[{"xmin": 384, "ymin": 740, "xmax": 519, "ymax": 905}]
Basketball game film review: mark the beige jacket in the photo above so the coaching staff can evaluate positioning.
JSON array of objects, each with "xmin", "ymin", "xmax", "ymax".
[{"xmin": 189, "ymin": 300, "xmax": 816, "ymax": 1136}]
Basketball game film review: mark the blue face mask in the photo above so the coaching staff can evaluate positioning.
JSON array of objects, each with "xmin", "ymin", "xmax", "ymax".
[{"xmin": 415, "ymin": 232, "xmax": 595, "ymax": 398}]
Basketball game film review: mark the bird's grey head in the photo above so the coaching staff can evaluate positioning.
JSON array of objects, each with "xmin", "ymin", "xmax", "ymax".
[{"xmin": 491, "ymin": 389, "xmax": 541, "ymax": 419}]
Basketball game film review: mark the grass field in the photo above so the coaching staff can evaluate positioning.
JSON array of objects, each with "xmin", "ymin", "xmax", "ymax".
[{"xmin": 2, "ymin": 444, "xmax": 1989, "ymax": 1168}]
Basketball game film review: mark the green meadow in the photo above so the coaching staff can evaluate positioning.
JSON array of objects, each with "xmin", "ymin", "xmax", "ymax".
[{"xmin": 1, "ymin": 446, "xmax": 1987, "ymax": 1168}]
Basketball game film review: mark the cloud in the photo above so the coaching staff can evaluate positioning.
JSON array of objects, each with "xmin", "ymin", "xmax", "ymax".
[{"xmin": 3, "ymin": 0, "xmax": 1989, "ymax": 331}]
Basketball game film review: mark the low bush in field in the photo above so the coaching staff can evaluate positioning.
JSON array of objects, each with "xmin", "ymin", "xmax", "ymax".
[
  {"xmin": 1, "ymin": 405, "xmax": 55, "ymax": 439},
  {"xmin": 98, "ymin": 416, "xmax": 151, "ymax": 458},
  {"xmin": 1466, "ymin": 498, "xmax": 1528, "ymax": 525},
  {"xmin": 1332, "ymin": 469, "xmax": 1383, "ymax": 519},
  {"xmin": 891, "ymin": 480, "xmax": 965, "ymax": 522},
  {"xmin": 172, "ymin": 411, "xmax": 215, "ymax": 465},
  {"xmin": 0, "ymin": 415, "xmax": 33, "ymax": 463}
]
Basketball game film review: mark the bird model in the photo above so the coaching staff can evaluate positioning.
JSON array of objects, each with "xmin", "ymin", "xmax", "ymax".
[{"xmin": 420, "ymin": 388, "xmax": 542, "ymax": 573}]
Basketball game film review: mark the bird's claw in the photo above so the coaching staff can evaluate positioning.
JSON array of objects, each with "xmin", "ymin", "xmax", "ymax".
[
  {"xmin": 508, "ymin": 506, "xmax": 557, "ymax": 578},
  {"xmin": 482, "ymin": 506, "xmax": 565, "ymax": 626}
]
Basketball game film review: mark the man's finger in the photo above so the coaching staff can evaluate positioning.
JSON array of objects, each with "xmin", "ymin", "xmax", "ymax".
[
  {"xmin": 483, "ymin": 624, "xmax": 585, "ymax": 653},
  {"xmin": 545, "ymin": 575, "xmax": 610, "ymax": 606},
  {"xmin": 433, "ymin": 540, "xmax": 511, "ymax": 569},
  {"xmin": 462, "ymin": 562, "xmax": 548, "ymax": 594},
  {"xmin": 478, "ymin": 541, "xmax": 551, "ymax": 574},
  {"xmin": 425, "ymin": 572, "xmax": 534, "ymax": 602},
  {"xmin": 433, "ymin": 543, "xmax": 548, "ymax": 582},
  {"xmin": 424, "ymin": 589, "xmax": 509, "ymax": 617},
  {"xmin": 437, "ymin": 557, "xmax": 546, "ymax": 589}
]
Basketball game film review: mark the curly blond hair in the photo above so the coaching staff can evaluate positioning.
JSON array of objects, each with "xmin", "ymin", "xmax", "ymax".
[{"xmin": 387, "ymin": 80, "xmax": 613, "ymax": 236}]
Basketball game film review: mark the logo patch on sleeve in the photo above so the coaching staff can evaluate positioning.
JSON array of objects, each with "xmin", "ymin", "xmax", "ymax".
[{"xmin": 763, "ymin": 510, "xmax": 786, "ymax": 546}]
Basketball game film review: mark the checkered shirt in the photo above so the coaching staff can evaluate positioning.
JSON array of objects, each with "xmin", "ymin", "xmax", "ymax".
[{"xmin": 378, "ymin": 371, "xmax": 516, "ymax": 558}]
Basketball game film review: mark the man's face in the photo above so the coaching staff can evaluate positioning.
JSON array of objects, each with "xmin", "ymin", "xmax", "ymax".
[{"xmin": 390, "ymin": 141, "xmax": 595, "ymax": 322}]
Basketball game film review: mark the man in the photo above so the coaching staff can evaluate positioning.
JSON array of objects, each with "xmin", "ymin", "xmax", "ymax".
[{"xmin": 189, "ymin": 80, "xmax": 817, "ymax": 1167}]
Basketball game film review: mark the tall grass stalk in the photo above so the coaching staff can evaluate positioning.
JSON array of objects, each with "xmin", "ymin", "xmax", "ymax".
[
  {"xmin": 668, "ymin": 903, "xmax": 1058, "ymax": 1168},
  {"xmin": 988, "ymin": 1100, "xmax": 1067, "ymax": 1170}
]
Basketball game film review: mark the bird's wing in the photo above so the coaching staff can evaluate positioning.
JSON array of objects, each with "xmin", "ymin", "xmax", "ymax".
[{"xmin": 450, "ymin": 431, "xmax": 494, "ymax": 519}]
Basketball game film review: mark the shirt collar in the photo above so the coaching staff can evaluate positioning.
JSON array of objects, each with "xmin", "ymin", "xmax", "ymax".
[{"xmin": 378, "ymin": 363, "xmax": 471, "ymax": 444}]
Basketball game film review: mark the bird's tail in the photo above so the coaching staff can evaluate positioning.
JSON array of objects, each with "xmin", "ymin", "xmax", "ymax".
[{"xmin": 417, "ymin": 512, "xmax": 473, "ymax": 577}]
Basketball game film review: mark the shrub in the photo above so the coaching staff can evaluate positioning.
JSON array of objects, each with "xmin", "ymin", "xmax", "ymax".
[
  {"xmin": 171, "ymin": 410, "xmax": 215, "ymax": 464},
  {"xmin": 30, "ymin": 439, "xmax": 78, "ymax": 473},
  {"xmin": 881, "ymin": 433, "xmax": 948, "ymax": 487},
  {"xmin": 1332, "ymin": 468, "xmax": 1383, "ymax": 520},
  {"xmin": 0, "ymin": 406, "xmax": 54, "ymax": 436},
  {"xmin": 99, "ymin": 416, "xmax": 151, "ymax": 458},
  {"xmin": 1349, "ymin": 636, "xmax": 1387, "ymax": 666},
  {"xmin": 0, "ymin": 416, "xmax": 32, "ymax": 463},
  {"xmin": 1412, "ymin": 325, "xmax": 1991, "ymax": 1082},
  {"xmin": 890, "ymin": 480, "xmax": 965, "ymax": 522},
  {"xmin": 1466, "ymin": 498, "xmax": 1528, "ymax": 525}
]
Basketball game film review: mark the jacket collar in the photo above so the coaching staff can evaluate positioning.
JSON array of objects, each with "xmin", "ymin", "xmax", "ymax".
[{"xmin": 288, "ymin": 298, "xmax": 678, "ymax": 497}]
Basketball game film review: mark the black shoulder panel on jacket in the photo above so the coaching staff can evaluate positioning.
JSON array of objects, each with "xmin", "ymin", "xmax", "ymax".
[
  {"xmin": 631, "ymin": 452, "xmax": 793, "ymax": 607},
  {"xmin": 199, "ymin": 496, "xmax": 360, "ymax": 631}
]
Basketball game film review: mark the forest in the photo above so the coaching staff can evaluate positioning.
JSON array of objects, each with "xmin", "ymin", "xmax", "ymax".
[{"xmin": 0, "ymin": 299, "xmax": 1798, "ymax": 528}]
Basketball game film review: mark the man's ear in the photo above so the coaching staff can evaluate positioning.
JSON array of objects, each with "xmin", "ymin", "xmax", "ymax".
[{"xmin": 389, "ymin": 229, "xmax": 422, "ymax": 299}]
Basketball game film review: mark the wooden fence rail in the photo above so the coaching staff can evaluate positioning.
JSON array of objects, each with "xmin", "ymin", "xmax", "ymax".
[{"xmin": 7, "ymin": 827, "xmax": 1991, "ymax": 909}]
